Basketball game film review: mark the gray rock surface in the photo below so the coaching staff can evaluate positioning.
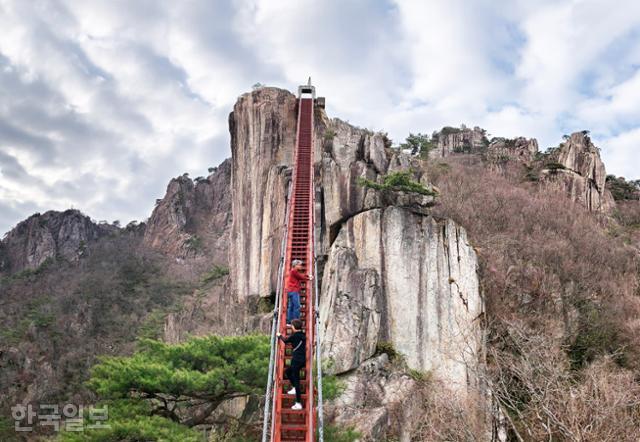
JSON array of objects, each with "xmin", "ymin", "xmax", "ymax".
[
  {"xmin": 229, "ymin": 88, "xmax": 297, "ymax": 300},
  {"xmin": 486, "ymin": 137, "xmax": 538, "ymax": 163},
  {"xmin": 430, "ymin": 125, "xmax": 489, "ymax": 158},
  {"xmin": 143, "ymin": 159, "xmax": 231, "ymax": 262},
  {"xmin": 325, "ymin": 354, "xmax": 424, "ymax": 441},
  {"xmin": 541, "ymin": 132, "xmax": 615, "ymax": 212},
  {"xmin": 320, "ymin": 207, "xmax": 484, "ymax": 395},
  {"xmin": 0, "ymin": 209, "xmax": 114, "ymax": 273}
]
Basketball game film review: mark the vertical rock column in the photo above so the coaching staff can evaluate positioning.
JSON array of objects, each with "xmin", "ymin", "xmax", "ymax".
[{"xmin": 228, "ymin": 88, "xmax": 298, "ymax": 299}]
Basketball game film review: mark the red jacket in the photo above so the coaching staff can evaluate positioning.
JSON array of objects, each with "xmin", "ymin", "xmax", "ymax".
[{"xmin": 286, "ymin": 268, "xmax": 307, "ymax": 292}]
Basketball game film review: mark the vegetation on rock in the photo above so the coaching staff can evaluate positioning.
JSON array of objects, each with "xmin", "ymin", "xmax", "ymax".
[
  {"xmin": 606, "ymin": 174, "xmax": 640, "ymax": 201},
  {"xmin": 428, "ymin": 156, "xmax": 640, "ymax": 440},
  {"xmin": 357, "ymin": 171, "xmax": 436, "ymax": 196},
  {"xmin": 399, "ymin": 132, "xmax": 435, "ymax": 156}
]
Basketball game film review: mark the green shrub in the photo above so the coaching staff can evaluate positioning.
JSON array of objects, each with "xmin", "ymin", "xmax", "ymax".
[
  {"xmin": 400, "ymin": 133, "xmax": 435, "ymax": 157},
  {"xmin": 568, "ymin": 300, "xmax": 626, "ymax": 369},
  {"xmin": 606, "ymin": 175, "xmax": 640, "ymax": 201},
  {"xmin": 440, "ymin": 126, "xmax": 462, "ymax": 136},
  {"xmin": 317, "ymin": 360, "xmax": 346, "ymax": 400},
  {"xmin": 324, "ymin": 128, "xmax": 337, "ymax": 141},
  {"xmin": 57, "ymin": 399, "xmax": 201, "ymax": 442},
  {"xmin": 408, "ymin": 368, "xmax": 432, "ymax": 383},
  {"xmin": 202, "ymin": 265, "xmax": 230, "ymax": 284},
  {"xmin": 375, "ymin": 341, "xmax": 399, "ymax": 360},
  {"xmin": 545, "ymin": 161, "xmax": 567, "ymax": 171},
  {"xmin": 322, "ymin": 424, "xmax": 361, "ymax": 442},
  {"xmin": 85, "ymin": 334, "xmax": 270, "ymax": 429},
  {"xmin": 185, "ymin": 235, "xmax": 203, "ymax": 251},
  {"xmin": 357, "ymin": 171, "xmax": 436, "ymax": 197},
  {"xmin": 137, "ymin": 309, "xmax": 167, "ymax": 340},
  {"xmin": 0, "ymin": 416, "xmax": 19, "ymax": 442},
  {"xmin": 381, "ymin": 132, "xmax": 393, "ymax": 149},
  {"xmin": 322, "ymin": 373, "xmax": 346, "ymax": 400}
]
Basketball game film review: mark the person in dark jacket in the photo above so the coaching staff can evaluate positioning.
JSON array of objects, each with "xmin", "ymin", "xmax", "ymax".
[
  {"xmin": 285, "ymin": 260, "xmax": 312, "ymax": 324},
  {"xmin": 277, "ymin": 318, "xmax": 305, "ymax": 409}
]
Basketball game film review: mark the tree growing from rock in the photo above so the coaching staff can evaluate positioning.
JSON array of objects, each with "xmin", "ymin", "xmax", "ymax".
[{"xmin": 400, "ymin": 133, "xmax": 435, "ymax": 156}]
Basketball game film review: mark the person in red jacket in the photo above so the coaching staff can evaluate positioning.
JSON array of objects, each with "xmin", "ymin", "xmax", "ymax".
[{"xmin": 285, "ymin": 259, "xmax": 312, "ymax": 324}]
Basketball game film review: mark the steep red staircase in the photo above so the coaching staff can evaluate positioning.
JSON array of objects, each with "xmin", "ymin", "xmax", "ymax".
[
  {"xmin": 266, "ymin": 83, "xmax": 319, "ymax": 442},
  {"xmin": 262, "ymin": 79, "xmax": 323, "ymax": 442},
  {"xmin": 261, "ymin": 81, "xmax": 324, "ymax": 442}
]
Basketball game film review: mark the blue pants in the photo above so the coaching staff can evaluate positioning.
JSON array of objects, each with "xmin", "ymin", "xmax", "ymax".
[{"xmin": 287, "ymin": 292, "xmax": 301, "ymax": 323}]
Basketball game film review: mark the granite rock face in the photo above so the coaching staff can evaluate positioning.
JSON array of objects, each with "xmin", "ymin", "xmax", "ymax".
[
  {"xmin": 227, "ymin": 88, "xmax": 434, "ymax": 299},
  {"xmin": 320, "ymin": 207, "xmax": 483, "ymax": 393},
  {"xmin": 325, "ymin": 354, "xmax": 424, "ymax": 442},
  {"xmin": 541, "ymin": 132, "xmax": 615, "ymax": 212},
  {"xmin": 430, "ymin": 125, "xmax": 489, "ymax": 158},
  {"xmin": 0, "ymin": 209, "xmax": 114, "ymax": 274},
  {"xmin": 143, "ymin": 159, "xmax": 232, "ymax": 263},
  {"xmin": 486, "ymin": 137, "xmax": 539, "ymax": 164},
  {"xmin": 318, "ymin": 117, "xmax": 434, "ymax": 250},
  {"xmin": 229, "ymin": 88, "xmax": 297, "ymax": 300}
]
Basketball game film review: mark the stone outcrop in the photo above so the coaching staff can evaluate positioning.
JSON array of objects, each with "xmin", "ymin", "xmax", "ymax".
[
  {"xmin": 430, "ymin": 125, "xmax": 489, "ymax": 158},
  {"xmin": 0, "ymin": 209, "xmax": 114, "ymax": 274},
  {"xmin": 541, "ymin": 132, "xmax": 615, "ymax": 212},
  {"xmin": 325, "ymin": 354, "xmax": 424, "ymax": 441},
  {"xmin": 143, "ymin": 159, "xmax": 232, "ymax": 262},
  {"xmin": 318, "ymin": 118, "xmax": 435, "ymax": 249},
  {"xmin": 229, "ymin": 88, "xmax": 297, "ymax": 300},
  {"xmin": 320, "ymin": 207, "xmax": 483, "ymax": 393},
  {"xmin": 486, "ymin": 137, "xmax": 538, "ymax": 163},
  {"xmin": 228, "ymin": 88, "xmax": 435, "ymax": 299}
]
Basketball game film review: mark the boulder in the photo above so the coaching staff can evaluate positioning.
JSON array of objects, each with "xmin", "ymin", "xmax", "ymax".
[{"xmin": 325, "ymin": 354, "xmax": 423, "ymax": 441}]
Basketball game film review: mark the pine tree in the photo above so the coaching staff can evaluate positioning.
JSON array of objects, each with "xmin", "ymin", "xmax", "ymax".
[{"xmin": 58, "ymin": 334, "xmax": 270, "ymax": 440}]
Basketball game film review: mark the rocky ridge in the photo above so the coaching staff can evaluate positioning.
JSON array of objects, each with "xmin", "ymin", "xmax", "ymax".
[
  {"xmin": 143, "ymin": 159, "xmax": 232, "ymax": 264},
  {"xmin": 0, "ymin": 209, "xmax": 115, "ymax": 274},
  {"xmin": 486, "ymin": 136, "xmax": 539, "ymax": 164},
  {"xmin": 540, "ymin": 131, "xmax": 614, "ymax": 212},
  {"xmin": 2, "ymin": 85, "xmax": 631, "ymax": 440},
  {"xmin": 430, "ymin": 125, "xmax": 489, "ymax": 157}
]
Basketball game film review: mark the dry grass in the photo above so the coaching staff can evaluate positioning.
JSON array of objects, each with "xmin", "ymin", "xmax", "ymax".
[{"xmin": 426, "ymin": 156, "xmax": 640, "ymax": 440}]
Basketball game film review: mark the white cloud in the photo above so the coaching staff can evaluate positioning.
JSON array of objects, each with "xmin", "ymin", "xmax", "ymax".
[
  {"xmin": 598, "ymin": 127, "xmax": 640, "ymax": 179},
  {"xmin": 0, "ymin": 0, "xmax": 639, "ymax": 235}
]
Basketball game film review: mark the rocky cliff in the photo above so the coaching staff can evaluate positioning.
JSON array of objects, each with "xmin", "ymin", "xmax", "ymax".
[
  {"xmin": 541, "ymin": 132, "xmax": 615, "ymax": 212},
  {"xmin": 143, "ymin": 159, "xmax": 232, "ymax": 264},
  {"xmin": 430, "ymin": 125, "xmax": 489, "ymax": 157},
  {"xmin": 228, "ymin": 88, "xmax": 298, "ymax": 301},
  {"xmin": 320, "ymin": 208, "xmax": 482, "ymax": 383},
  {"xmin": 486, "ymin": 136, "xmax": 538, "ymax": 164},
  {"xmin": 0, "ymin": 209, "xmax": 115, "ymax": 274},
  {"xmin": 220, "ymin": 88, "xmax": 486, "ymax": 439}
]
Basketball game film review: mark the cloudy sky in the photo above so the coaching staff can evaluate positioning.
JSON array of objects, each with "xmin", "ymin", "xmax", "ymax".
[{"xmin": 1, "ymin": 0, "xmax": 639, "ymax": 235}]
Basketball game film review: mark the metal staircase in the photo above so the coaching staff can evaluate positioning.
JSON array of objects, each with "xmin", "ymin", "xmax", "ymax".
[{"xmin": 262, "ymin": 81, "xmax": 323, "ymax": 442}]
